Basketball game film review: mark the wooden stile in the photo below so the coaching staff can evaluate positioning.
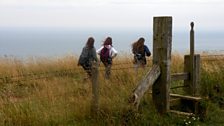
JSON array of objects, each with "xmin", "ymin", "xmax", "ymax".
[{"xmin": 128, "ymin": 18, "xmax": 205, "ymax": 117}]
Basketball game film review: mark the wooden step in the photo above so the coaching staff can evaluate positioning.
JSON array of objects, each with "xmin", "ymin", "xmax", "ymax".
[
  {"xmin": 169, "ymin": 110, "xmax": 194, "ymax": 116},
  {"xmin": 170, "ymin": 93, "xmax": 202, "ymax": 101}
]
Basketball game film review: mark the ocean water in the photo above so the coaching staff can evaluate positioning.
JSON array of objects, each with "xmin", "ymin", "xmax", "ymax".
[{"xmin": 0, "ymin": 28, "xmax": 223, "ymax": 58}]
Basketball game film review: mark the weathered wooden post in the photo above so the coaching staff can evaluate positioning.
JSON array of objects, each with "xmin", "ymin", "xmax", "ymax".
[
  {"xmin": 184, "ymin": 22, "xmax": 200, "ymax": 96},
  {"xmin": 184, "ymin": 55, "xmax": 200, "ymax": 96},
  {"xmin": 91, "ymin": 62, "xmax": 99, "ymax": 115},
  {"xmin": 152, "ymin": 16, "xmax": 172, "ymax": 114},
  {"xmin": 190, "ymin": 22, "xmax": 195, "ymax": 68}
]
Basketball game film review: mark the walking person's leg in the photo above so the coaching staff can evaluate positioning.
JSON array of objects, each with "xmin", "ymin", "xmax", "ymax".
[
  {"xmin": 134, "ymin": 60, "xmax": 141, "ymax": 74},
  {"xmin": 105, "ymin": 64, "xmax": 111, "ymax": 79},
  {"xmin": 82, "ymin": 64, "xmax": 92, "ymax": 78}
]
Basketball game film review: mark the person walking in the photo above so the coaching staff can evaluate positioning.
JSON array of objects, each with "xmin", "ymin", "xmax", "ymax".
[
  {"xmin": 97, "ymin": 37, "xmax": 118, "ymax": 79},
  {"xmin": 132, "ymin": 37, "xmax": 151, "ymax": 72},
  {"xmin": 78, "ymin": 37, "xmax": 98, "ymax": 79}
]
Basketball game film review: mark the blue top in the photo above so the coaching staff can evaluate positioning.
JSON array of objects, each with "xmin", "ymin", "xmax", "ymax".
[{"xmin": 144, "ymin": 45, "xmax": 151, "ymax": 57}]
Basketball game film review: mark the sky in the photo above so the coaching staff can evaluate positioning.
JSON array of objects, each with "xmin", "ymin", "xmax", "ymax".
[{"xmin": 0, "ymin": 0, "xmax": 224, "ymax": 31}]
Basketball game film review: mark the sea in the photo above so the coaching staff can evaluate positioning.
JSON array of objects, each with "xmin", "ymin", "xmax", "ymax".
[{"xmin": 0, "ymin": 27, "xmax": 223, "ymax": 58}]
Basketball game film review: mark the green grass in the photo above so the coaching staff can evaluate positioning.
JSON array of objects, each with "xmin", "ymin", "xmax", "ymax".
[{"xmin": 0, "ymin": 54, "xmax": 223, "ymax": 125}]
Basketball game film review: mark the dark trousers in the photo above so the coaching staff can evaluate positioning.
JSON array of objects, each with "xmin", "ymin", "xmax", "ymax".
[{"xmin": 81, "ymin": 63, "xmax": 92, "ymax": 77}]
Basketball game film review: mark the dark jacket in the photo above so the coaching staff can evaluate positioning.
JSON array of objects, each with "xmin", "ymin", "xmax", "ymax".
[
  {"xmin": 78, "ymin": 46, "xmax": 98, "ymax": 66},
  {"xmin": 133, "ymin": 45, "xmax": 151, "ymax": 57}
]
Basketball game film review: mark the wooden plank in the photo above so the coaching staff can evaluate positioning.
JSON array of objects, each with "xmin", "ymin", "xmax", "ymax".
[
  {"xmin": 130, "ymin": 65, "xmax": 161, "ymax": 108},
  {"xmin": 170, "ymin": 110, "xmax": 194, "ymax": 116},
  {"xmin": 152, "ymin": 16, "xmax": 172, "ymax": 114},
  {"xmin": 170, "ymin": 93, "xmax": 202, "ymax": 101},
  {"xmin": 184, "ymin": 55, "xmax": 201, "ymax": 96},
  {"xmin": 171, "ymin": 72, "xmax": 189, "ymax": 81}
]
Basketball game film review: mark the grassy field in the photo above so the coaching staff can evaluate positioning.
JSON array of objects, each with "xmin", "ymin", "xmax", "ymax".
[{"xmin": 0, "ymin": 54, "xmax": 223, "ymax": 126}]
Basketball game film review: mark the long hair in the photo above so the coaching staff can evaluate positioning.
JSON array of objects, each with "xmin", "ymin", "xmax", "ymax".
[
  {"xmin": 86, "ymin": 37, "xmax": 95, "ymax": 48},
  {"xmin": 103, "ymin": 37, "xmax": 112, "ymax": 46},
  {"xmin": 132, "ymin": 37, "xmax": 145, "ymax": 54}
]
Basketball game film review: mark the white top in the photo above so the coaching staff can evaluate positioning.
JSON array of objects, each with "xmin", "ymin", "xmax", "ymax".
[{"xmin": 96, "ymin": 45, "xmax": 118, "ymax": 58}]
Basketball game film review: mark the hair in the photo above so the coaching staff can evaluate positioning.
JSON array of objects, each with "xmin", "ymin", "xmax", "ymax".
[
  {"xmin": 86, "ymin": 37, "xmax": 95, "ymax": 48},
  {"xmin": 103, "ymin": 37, "xmax": 112, "ymax": 46},
  {"xmin": 132, "ymin": 37, "xmax": 145, "ymax": 54}
]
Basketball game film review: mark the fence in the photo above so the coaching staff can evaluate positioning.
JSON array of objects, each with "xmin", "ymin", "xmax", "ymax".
[{"xmin": 0, "ymin": 55, "xmax": 221, "ymax": 85}]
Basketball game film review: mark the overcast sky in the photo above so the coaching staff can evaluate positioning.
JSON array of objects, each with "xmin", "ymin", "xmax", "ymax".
[{"xmin": 0, "ymin": 0, "xmax": 223, "ymax": 31}]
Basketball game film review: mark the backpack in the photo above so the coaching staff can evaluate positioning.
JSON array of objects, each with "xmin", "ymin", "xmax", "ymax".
[
  {"xmin": 78, "ymin": 47, "xmax": 91, "ymax": 66},
  {"xmin": 134, "ymin": 48, "xmax": 144, "ymax": 60},
  {"xmin": 100, "ymin": 46, "xmax": 110, "ymax": 63},
  {"xmin": 135, "ymin": 53, "xmax": 143, "ymax": 60}
]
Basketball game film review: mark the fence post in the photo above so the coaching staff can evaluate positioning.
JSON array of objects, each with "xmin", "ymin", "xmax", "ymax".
[
  {"xmin": 152, "ymin": 16, "xmax": 172, "ymax": 114},
  {"xmin": 190, "ymin": 22, "xmax": 195, "ymax": 73},
  {"xmin": 184, "ymin": 22, "xmax": 200, "ymax": 96},
  {"xmin": 190, "ymin": 22, "xmax": 195, "ymax": 96},
  {"xmin": 184, "ymin": 54, "xmax": 200, "ymax": 96},
  {"xmin": 91, "ymin": 62, "xmax": 99, "ymax": 115}
]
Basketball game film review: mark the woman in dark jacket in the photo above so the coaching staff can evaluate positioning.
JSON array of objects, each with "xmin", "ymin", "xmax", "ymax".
[
  {"xmin": 78, "ymin": 37, "xmax": 98, "ymax": 78},
  {"xmin": 132, "ymin": 37, "xmax": 151, "ymax": 72}
]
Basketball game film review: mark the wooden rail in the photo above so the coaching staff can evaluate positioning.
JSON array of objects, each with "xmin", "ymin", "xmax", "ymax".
[
  {"xmin": 170, "ymin": 93, "xmax": 204, "ymax": 116},
  {"xmin": 129, "ymin": 65, "xmax": 161, "ymax": 109},
  {"xmin": 171, "ymin": 72, "xmax": 189, "ymax": 81},
  {"xmin": 170, "ymin": 93, "xmax": 202, "ymax": 101}
]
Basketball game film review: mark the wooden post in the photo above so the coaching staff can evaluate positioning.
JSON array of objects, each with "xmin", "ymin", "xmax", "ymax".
[
  {"xmin": 152, "ymin": 16, "xmax": 172, "ymax": 114},
  {"xmin": 184, "ymin": 54, "xmax": 200, "ymax": 96},
  {"xmin": 190, "ymin": 22, "xmax": 195, "ymax": 95},
  {"xmin": 130, "ymin": 65, "xmax": 161, "ymax": 109},
  {"xmin": 184, "ymin": 22, "xmax": 201, "ymax": 96},
  {"xmin": 190, "ymin": 22, "xmax": 195, "ymax": 71},
  {"xmin": 91, "ymin": 62, "xmax": 99, "ymax": 115}
]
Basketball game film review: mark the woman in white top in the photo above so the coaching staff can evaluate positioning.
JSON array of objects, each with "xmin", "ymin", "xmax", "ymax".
[{"xmin": 97, "ymin": 37, "xmax": 118, "ymax": 79}]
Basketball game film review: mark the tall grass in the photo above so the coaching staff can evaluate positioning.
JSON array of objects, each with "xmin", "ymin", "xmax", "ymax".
[{"xmin": 0, "ymin": 54, "xmax": 223, "ymax": 125}]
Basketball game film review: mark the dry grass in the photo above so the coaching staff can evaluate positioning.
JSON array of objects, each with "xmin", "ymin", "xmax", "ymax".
[{"xmin": 0, "ymin": 54, "xmax": 223, "ymax": 125}]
